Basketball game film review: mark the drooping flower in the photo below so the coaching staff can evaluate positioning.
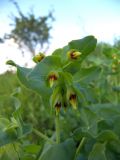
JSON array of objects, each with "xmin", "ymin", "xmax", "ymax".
[
  {"xmin": 67, "ymin": 87, "xmax": 77, "ymax": 109},
  {"xmin": 55, "ymin": 101, "xmax": 62, "ymax": 115},
  {"xmin": 69, "ymin": 93, "xmax": 77, "ymax": 109},
  {"xmin": 48, "ymin": 71, "xmax": 59, "ymax": 88}
]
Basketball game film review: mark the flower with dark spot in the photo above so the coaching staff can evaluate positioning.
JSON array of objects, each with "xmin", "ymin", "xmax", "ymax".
[
  {"xmin": 69, "ymin": 93, "xmax": 77, "ymax": 109},
  {"xmin": 67, "ymin": 49, "xmax": 82, "ymax": 60},
  {"xmin": 48, "ymin": 72, "xmax": 59, "ymax": 87},
  {"xmin": 67, "ymin": 87, "xmax": 77, "ymax": 109},
  {"xmin": 55, "ymin": 101, "xmax": 61, "ymax": 114},
  {"xmin": 33, "ymin": 53, "xmax": 45, "ymax": 63}
]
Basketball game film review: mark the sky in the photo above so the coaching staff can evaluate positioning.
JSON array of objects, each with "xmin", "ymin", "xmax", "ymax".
[{"xmin": 0, "ymin": 0, "xmax": 120, "ymax": 73}]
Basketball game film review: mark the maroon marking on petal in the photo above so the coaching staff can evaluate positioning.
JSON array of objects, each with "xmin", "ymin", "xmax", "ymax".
[
  {"xmin": 69, "ymin": 94, "xmax": 76, "ymax": 100},
  {"xmin": 55, "ymin": 102, "xmax": 61, "ymax": 108},
  {"xmin": 70, "ymin": 51, "xmax": 77, "ymax": 59},
  {"xmin": 49, "ymin": 74, "xmax": 58, "ymax": 81}
]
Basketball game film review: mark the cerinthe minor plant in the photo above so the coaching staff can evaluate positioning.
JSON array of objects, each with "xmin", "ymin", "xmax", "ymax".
[{"xmin": 5, "ymin": 35, "xmax": 120, "ymax": 160}]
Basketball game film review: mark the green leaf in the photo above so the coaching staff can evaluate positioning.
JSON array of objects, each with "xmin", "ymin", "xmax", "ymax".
[
  {"xmin": 0, "ymin": 119, "xmax": 32, "ymax": 147},
  {"xmin": 88, "ymin": 142, "xmax": 106, "ymax": 160},
  {"xmin": 109, "ymin": 140, "xmax": 120, "ymax": 154},
  {"xmin": 73, "ymin": 127, "xmax": 93, "ymax": 141},
  {"xmin": 0, "ymin": 117, "xmax": 10, "ymax": 130},
  {"xmin": 6, "ymin": 60, "xmax": 16, "ymax": 66},
  {"xmin": 0, "ymin": 129, "xmax": 17, "ymax": 147},
  {"xmin": 106, "ymin": 149, "xmax": 120, "ymax": 160},
  {"xmin": 39, "ymin": 138, "xmax": 76, "ymax": 160},
  {"xmin": 52, "ymin": 48, "xmax": 63, "ymax": 56},
  {"xmin": 16, "ymin": 64, "xmax": 51, "ymax": 108},
  {"xmin": 89, "ymin": 104, "xmax": 120, "ymax": 121},
  {"xmin": 16, "ymin": 55, "xmax": 61, "ymax": 97},
  {"xmin": 60, "ymin": 45, "xmax": 70, "ymax": 63},
  {"xmin": 80, "ymin": 108, "xmax": 99, "ymax": 136},
  {"xmin": 0, "ymin": 94, "xmax": 32, "ymax": 147},
  {"xmin": 96, "ymin": 130, "xmax": 118, "ymax": 142},
  {"xmin": 63, "ymin": 62, "xmax": 81, "ymax": 74},
  {"xmin": 23, "ymin": 144, "xmax": 41, "ymax": 154},
  {"xmin": 73, "ymin": 66, "xmax": 101, "ymax": 83},
  {"xmin": 113, "ymin": 116, "xmax": 120, "ymax": 135},
  {"xmin": 76, "ymin": 154, "xmax": 88, "ymax": 160},
  {"xmin": 0, "ymin": 143, "xmax": 20, "ymax": 160}
]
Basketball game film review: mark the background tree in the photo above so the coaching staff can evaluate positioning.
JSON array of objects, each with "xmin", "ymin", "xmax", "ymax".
[{"xmin": 3, "ymin": 0, "xmax": 54, "ymax": 56}]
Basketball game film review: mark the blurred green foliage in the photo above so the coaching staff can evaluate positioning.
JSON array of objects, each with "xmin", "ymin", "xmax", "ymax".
[{"xmin": 0, "ymin": 71, "xmax": 54, "ymax": 134}]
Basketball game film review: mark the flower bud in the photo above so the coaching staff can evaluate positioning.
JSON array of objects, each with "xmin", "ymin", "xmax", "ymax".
[
  {"xmin": 67, "ymin": 49, "xmax": 82, "ymax": 60},
  {"xmin": 48, "ymin": 72, "xmax": 59, "ymax": 88},
  {"xmin": 33, "ymin": 53, "xmax": 45, "ymax": 63}
]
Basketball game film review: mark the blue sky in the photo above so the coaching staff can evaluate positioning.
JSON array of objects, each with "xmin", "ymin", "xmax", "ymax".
[{"xmin": 0, "ymin": 0, "xmax": 120, "ymax": 73}]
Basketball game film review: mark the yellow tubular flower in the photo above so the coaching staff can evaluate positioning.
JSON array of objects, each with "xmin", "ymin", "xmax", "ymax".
[
  {"xmin": 55, "ymin": 101, "xmax": 61, "ymax": 115},
  {"xmin": 67, "ymin": 49, "xmax": 82, "ymax": 60},
  {"xmin": 48, "ymin": 72, "xmax": 59, "ymax": 88},
  {"xmin": 67, "ymin": 87, "xmax": 77, "ymax": 109},
  {"xmin": 69, "ymin": 93, "xmax": 77, "ymax": 109},
  {"xmin": 33, "ymin": 53, "xmax": 45, "ymax": 63}
]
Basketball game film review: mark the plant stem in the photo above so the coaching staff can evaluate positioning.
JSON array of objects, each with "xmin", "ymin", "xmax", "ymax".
[
  {"xmin": 62, "ymin": 62, "xmax": 72, "ymax": 69},
  {"xmin": 12, "ymin": 143, "xmax": 20, "ymax": 160},
  {"xmin": 55, "ymin": 115, "xmax": 60, "ymax": 144},
  {"xmin": 74, "ymin": 137, "xmax": 86, "ymax": 160},
  {"xmin": 33, "ymin": 128, "xmax": 56, "ymax": 145}
]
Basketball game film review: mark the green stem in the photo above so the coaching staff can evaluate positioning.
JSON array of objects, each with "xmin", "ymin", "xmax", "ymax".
[
  {"xmin": 62, "ymin": 62, "xmax": 72, "ymax": 69},
  {"xmin": 55, "ymin": 115, "xmax": 60, "ymax": 143},
  {"xmin": 33, "ymin": 128, "xmax": 56, "ymax": 145},
  {"xmin": 74, "ymin": 137, "xmax": 86, "ymax": 160},
  {"xmin": 12, "ymin": 143, "xmax": 20, "ymax": 160}
]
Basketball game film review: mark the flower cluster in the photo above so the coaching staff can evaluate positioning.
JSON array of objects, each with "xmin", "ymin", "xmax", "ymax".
[
  {"xmin": 33, "ymin": 49, "xmax": 81, "ymax": 115},
  {"xmin": 48, "ymin": 71, "xmax": 78, "ymax": 115}
]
